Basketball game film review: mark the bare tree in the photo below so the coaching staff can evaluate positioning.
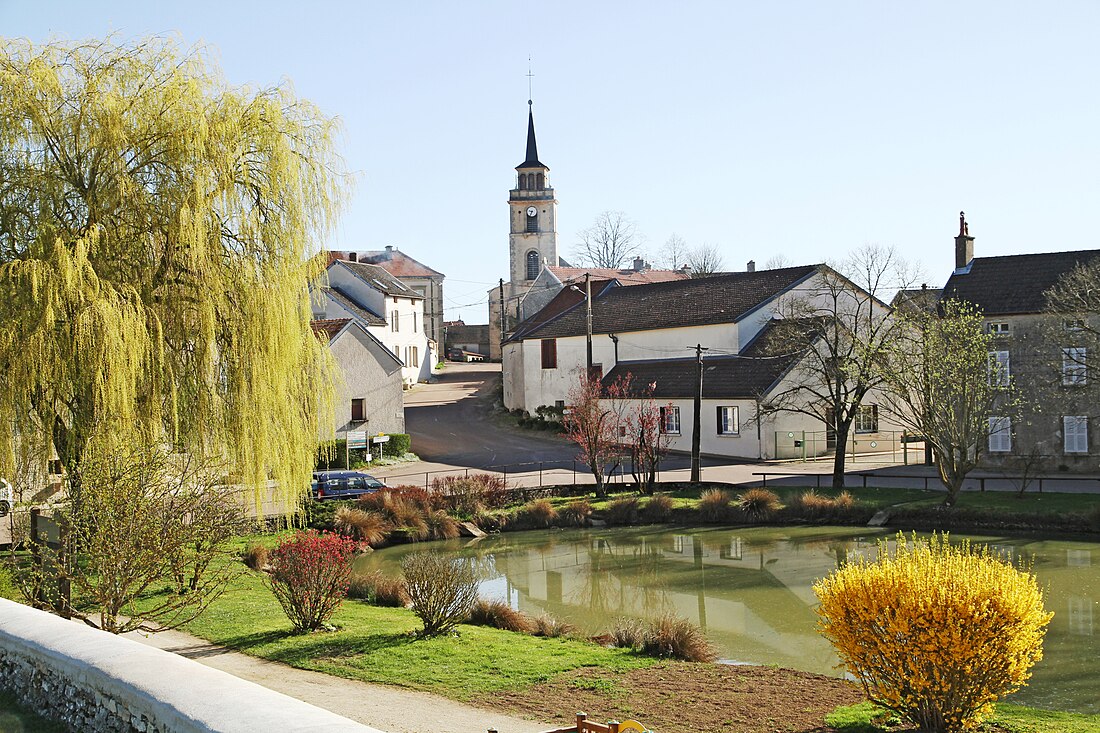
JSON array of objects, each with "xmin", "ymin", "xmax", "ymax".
[
  {"xmin": 1043, "ymin": 258, "xmax": 1100, "ymax": 411},
  {"xmin": 574, "ymin": 211, "xmax": 642, "ymax": 268},
  {"xmin": 657, "ymin": 234, "xmax": 691, "ymax": 270},
  {"xmin": 881, "ymin": 299, "xmax": 1021, "ymax": 506},
  {"xmin": 762, "ymin": 244, "xmax": 915, "ymax": 488},
  {"xmin": 686, "ymin": 244, "xmax": 725, "ymax": 277},
  {"xmin": 764, "ymin": 254, "xmax": 793, "ymax": 270}
]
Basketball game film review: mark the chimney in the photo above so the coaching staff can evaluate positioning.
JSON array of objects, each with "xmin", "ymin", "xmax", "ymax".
[
  {"xmin": 385, "ymin": 245, "xmax": 395, "ymax": 254},
  {"xmin": 633, "ymin": 257, "xmax": 645, "ymax": 272},
  {"xmin": 746, "ymin": 260, "xmax": 756, "ymax": 273},
  {"xmin": 955, "ymin": 211, "xmax": 974, "ymax": 271},
  {"xmin": 680, "ymin": 264, "xmax": 693, "ymax": 275},
  {"xmin": 348, "ymin": 251, "xmax": 358, "ymax": 263}
]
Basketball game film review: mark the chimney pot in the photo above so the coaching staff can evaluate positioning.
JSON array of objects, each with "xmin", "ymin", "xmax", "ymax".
[
  {"xmin": 747, "ymin": 260, "xmax": 756, "ymax": 272},
  {"xmin": 954, "ymin": 211, "xmax": 975, "ymax": 270}
]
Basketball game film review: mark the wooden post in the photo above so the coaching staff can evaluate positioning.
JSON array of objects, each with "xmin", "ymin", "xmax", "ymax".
[
  {"xmin": 576, "ymin": 712, "xmax": 588, "ymax": 733},
  {"xmin": 608, "ymin": 721, "xmax": 621, "ymax": 733}
]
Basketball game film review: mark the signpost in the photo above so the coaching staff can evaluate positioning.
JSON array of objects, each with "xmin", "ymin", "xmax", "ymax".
[{"xmin": 345, "ymin": 431, "xmax": 370, "ymax": 468}]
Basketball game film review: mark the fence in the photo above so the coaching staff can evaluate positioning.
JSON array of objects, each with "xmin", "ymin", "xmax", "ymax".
[
  {"xmin": 772, "ymin": 430, "xmax": 928, "ymax": 464},
  {"xmin": 490, "ymin": 712, "xmax": 650, "ymax": 733},
  {"xmin": 378, "ymin": 459, "xmax": 654, "ymax": 492}
]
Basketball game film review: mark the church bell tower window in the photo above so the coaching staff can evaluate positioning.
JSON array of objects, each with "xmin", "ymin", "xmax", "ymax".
[{"xmin": 526, "ymin": 251, "xmax": 540, "ymax": 280}]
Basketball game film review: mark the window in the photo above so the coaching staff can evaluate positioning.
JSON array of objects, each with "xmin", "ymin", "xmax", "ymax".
[
  {"xmin": 988, "ymin": 417, "xmax": 1011, "ymax": 453},
  {"xmin": 536, "ymin": 172, "xmax": 544, "ymax": 189},
  {"xmin": 540, "ymin": 339, "xmax": 557, "ymax": 369},
  {"xmin": 526, "ymin": 210, "xmax": 538, "ymax": 233},
  {"xmin": 717, "ymin": 406, "xmax": 739, "ymax": 435},
  {"xmin": 404, "ymin": 346, "xmax": 418, "ymax": 368},
  {"xmin": 391, "ymin": 310, "xmax": 399, "ymax": 332},
  {"xmin": 660, "ymin": 406, "xmax": 681, "ymax": 435},
  {"xmin": 854, "ymin": 404, "xmax": 878, "ymax": 433},
  {"xmin": 351, "ymin": 398, "xmax": 365, "ymax": 422},
  {"xmin": 1065, "ymin": 318, "xmax": 1086, "ymax": 331},
  {"xmin": 526, "ymin": 250, "xmax": 540, "ymax": 280},
  {"xmin": 987, "ymin": 322, "xmax": 1010, "ymax": 335},
  {"xmin": 1063, "ymin": 347, "xmax": 1087, "ymax": 385},
  {"xmin": 1064, "ymin": 416, "xmax": 1088, "ymax": 453},
  {"xmin": 988, "ymin": 350, "xmax": 1010, "ymax": 386},
  {"xmin": 412, "ymin": 312, "xmax": 417, "ymax": 333}
]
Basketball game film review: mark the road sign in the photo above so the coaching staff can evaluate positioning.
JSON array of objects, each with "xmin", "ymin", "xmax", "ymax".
[
  {"xmin": 346, "ymin": 431, "xmax": 368, "ymax": 449},
  {"xmin": 371, "ymin": 434, "xmax": 390, "ymax": 444}
]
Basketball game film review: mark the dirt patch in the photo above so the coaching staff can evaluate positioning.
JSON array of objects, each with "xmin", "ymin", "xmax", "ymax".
[{"xmin": 477, "ymin": 663, "xmax": 865, "ymax": 733}]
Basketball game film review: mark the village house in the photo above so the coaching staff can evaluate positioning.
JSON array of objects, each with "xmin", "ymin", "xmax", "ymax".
[
  {"xmin": 311, "ymin": 258, "xmax": 434, "ymax": 387},
  {"xmin": 310, "ymin": 318, "xmax": 405, "ymax": 438},
  {"xmin": 503, "ymin": 264, "xmax": 903, "ymax": 460},
  {"xmin": 940, "ymin": 214, "xmax": 1100, "ymax": 471}
]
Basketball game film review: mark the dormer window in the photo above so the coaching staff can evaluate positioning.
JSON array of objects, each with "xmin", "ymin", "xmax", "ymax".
[{"xmin": 526, "ymin": 251, "xmax": 540, "ymax": 280}]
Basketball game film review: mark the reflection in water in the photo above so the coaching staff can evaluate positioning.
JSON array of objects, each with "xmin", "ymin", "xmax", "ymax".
[{"xmin": 357, "ymin": 526, "xmax": 1100, "ymax": 715}]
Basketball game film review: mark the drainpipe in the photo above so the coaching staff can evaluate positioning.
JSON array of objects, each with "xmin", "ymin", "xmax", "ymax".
[{"xmin": 609, "ymin": 334, "xmax": 619, "ymax": 365}]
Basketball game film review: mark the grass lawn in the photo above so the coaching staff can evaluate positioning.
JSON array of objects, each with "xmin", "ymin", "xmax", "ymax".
[
  {"xmin": 182, "ymin": 541, "xmax": 652, "ymax": 700},
  {"xmin": 827, "ymin": 701, "xmax": 1100, "ymax": 732}
]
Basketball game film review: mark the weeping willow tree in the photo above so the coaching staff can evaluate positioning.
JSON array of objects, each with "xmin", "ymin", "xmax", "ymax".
[{"xmin": 0, "ymin": 37, "xmax": 346, "ymax": 510}]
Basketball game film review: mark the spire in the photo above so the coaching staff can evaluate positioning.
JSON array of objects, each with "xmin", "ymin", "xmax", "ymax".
[{"xmin": 519, "ymin": 100, "xmax": 547, "ymax": 169}]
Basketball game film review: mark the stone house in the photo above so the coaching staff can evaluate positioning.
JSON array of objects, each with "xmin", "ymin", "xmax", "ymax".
[
  {"xmin": 941, "ymin": 215, "xmax": 1100, "ymax": 471},
  {"xmin": 502, "ymin": 264, "xmax": 903, "ymax": 460},
  {"xmin": 311, "ymin": 318, "xmax": 405, "ymax": 438},
  {"xmin": 312, "ymin": 258, "xmax": 434, "ymax": 386}
]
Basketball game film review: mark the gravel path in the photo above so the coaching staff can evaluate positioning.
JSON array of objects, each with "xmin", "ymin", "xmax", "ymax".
[{"xmin": 126, "ymin": 627, "xmax": 551, "ymax": 733}]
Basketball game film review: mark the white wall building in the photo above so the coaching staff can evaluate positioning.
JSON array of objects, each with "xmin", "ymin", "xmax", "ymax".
[{"xmin": 312, "ymin": 259, "xmax": 432, "ymax": 387}]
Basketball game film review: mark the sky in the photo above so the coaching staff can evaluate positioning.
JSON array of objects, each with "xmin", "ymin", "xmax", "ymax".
[{"xmin": 2, "ymin": 1, "xmax": 1098, "ymax": 321}]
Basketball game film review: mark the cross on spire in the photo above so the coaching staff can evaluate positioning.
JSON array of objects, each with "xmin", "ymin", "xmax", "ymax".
[{"xmin": 527, "ymin": 57, "xmax": 534, "ymax": 105}]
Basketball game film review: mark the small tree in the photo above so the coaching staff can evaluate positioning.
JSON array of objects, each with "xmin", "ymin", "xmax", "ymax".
[
  {"xmin": 882, "ymin": 299, "xmax": 1020, "ymax": 505},
  {"xmin": 656, "ymin": 233, "xmax": 690, "ymax": 270},
  {"xmin": 563, "ymin": 372, "xmax": 620, "ymax": 498},
  {"xmin": 606, "ymin": 375, "xmax": 669, "ymax": 494},
  {"xmin": 267, "ymin": 531, "xmax": 358, "ymax": 633},
  {"xmin": 685, "ymin": 244, "xmax": 725, "ymax": 277},
  {"xmin": 402, "ymin": 551, "xmax": 479, "ymax": 637},
  {"xmin": 28, "ymin": 435, "xmax": 245, "ymax": 634},
  {"xmin": 815, "ymin": 533, "xmax": 1052, "ymax": 733}
]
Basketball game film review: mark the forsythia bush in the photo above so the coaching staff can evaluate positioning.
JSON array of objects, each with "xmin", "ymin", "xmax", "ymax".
[
  {"xmin": 814, "ymin": 533, "xmax": 1052, "ymax": 733},
  {"xmin": 268, "ymin": 531, "xmax": 359, "ymax": 632}
]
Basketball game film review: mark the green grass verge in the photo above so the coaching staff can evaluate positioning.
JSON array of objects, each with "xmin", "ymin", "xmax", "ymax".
[
  {"xmin": 0, "ymin": 689, "xmax": 68, "ymax": 733},
  {"xmin": 180, "ymin": 540, "xmax": 653, "ymax": 701},
  {"xmin": 826, "ymin": 701, "xmax": 1100, "ymax": 732}
]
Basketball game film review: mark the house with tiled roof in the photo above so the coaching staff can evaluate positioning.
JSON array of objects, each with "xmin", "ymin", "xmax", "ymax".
[
  {"xmin": 330, "ymin": 247, "xmax": 446, "ymax": 354},
  {"xmin": 310, "ymin": 318, "xmax": 405, "ymax": 438},
  {"xmin": 311, "ymin": 259, "xmax": 433, "ymax": 387},
  {"xmin": 503, "ymin": 264, "xmax": 903, "ymax": 460},
  {"xmin": 939, "ymin": 213, "xmax": 1100, "ymax": 470}
]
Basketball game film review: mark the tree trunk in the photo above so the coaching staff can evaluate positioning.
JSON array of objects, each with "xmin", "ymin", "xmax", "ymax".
[{"xmin": 831, "ymin": 419, "xmax": 853, "ymax": 489}]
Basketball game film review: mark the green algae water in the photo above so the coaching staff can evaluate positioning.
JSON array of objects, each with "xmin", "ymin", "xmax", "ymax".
[{"xmin": 358, "ymin": 526, "xmax": 1100, "ymax": 714}]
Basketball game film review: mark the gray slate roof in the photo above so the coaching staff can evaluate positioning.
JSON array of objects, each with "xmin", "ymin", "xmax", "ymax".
[
  {"xmin": 335, "ymin": 260, "xmax": 423, "ymax": 299},
  {"xmin": 943, "ymin": 250, "xmax": 1100, "ymax": 315},
  {"xmin": 510, "ymin": 265, "xmax": 820, "ymax": 341},
  {"xmin": 601, "ymin": 320, "xmax": 800, "ymax": 399},
  {"xmin": 321, "ymin": 287, "xmax": 387, "ymax": 327}
]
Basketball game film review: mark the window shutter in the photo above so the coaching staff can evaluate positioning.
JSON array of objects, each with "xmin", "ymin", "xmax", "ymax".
[
  {"xmin": 988, "ymin": 417, "xmax": 1011, "ymax": 452},
  {"xmin": 1065, "ymin": 416, "xmax": 1088, "ymax": 453},
  {"xmin": 716, "ymin": 405, "xmax": 723, "ymax": 434}
]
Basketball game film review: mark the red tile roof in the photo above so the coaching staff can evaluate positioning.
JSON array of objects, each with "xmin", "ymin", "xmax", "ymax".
[{"xmin": 310, "ymin": 319, "xmax": 351, "ymax": 342}]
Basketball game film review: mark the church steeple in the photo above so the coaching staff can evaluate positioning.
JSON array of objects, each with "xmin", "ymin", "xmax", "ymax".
[{"xmin": 519, "ymin": 101, "xmax": 547, "ymax": 169}]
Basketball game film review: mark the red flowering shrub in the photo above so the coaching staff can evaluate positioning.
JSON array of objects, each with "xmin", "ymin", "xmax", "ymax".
[{"xmin": 267, "ymin": 531, "xmax": 359, "ymax": 632}]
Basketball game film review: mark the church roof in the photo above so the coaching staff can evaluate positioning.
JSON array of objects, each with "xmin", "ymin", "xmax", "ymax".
[{"xmin": 517, "ymin": 104, "xmax": 547, "ymax": 170}]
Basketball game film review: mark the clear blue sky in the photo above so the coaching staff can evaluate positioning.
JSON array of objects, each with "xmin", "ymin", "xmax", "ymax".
[{"xmin": 3, "ymin": 1, "xmax": 1097, "ymax": 321}]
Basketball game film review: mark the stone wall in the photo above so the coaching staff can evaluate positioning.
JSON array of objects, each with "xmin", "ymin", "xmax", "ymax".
[{"xmin": 0, "ymin": 598, "xmax": 385, "ymax": 733}]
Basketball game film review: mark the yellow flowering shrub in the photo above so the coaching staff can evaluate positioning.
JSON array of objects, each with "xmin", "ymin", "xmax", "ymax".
[{"xmin": 814, "ymin": 533, "xmax": 1052, "ymax": 733}]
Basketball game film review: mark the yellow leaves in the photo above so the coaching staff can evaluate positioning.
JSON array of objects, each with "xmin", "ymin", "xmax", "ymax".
[{"xmin": 814, "ymin": 532, "xmax": 1053, "ymax": 733}]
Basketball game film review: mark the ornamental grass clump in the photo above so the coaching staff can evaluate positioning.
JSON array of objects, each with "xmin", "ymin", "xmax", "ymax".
[
  {"xmin": 814, "ymin": 532, "xmax": 1052, "ymax": 733},
  {"xmin": 267, "ymin": 531, "xmax": 359, "ymax": 633}
]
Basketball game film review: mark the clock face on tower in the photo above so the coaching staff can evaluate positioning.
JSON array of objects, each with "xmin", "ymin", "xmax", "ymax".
[{"xmin": 526, "ymin": 206, "xmax": 538, "ymax": 217}]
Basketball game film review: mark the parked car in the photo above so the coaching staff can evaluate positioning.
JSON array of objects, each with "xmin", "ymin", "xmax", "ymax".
[{"xmin": 310, "ymin": 470, "xmax": 387, "ymax": 501}]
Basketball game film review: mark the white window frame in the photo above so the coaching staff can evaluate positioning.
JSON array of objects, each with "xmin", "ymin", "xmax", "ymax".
[
  {"xmin": 1064, "ymin": 416, "xmax": 1088, "ymax": 454},
  {"xmin": 717, "ymin": 406, "xmax": 739, "ymax": 436},
  {"xmin": 660, "ymin": 406, "xmax": 681, "ymax": 435},
  {"xmin": 854, "ymin": 404, "xmax": 878, "ymax": 434},
  {"xmin": 988, "ymin": 416, "xmax": 1012, "ymax": 453},
  {"xmin": 987, "ymin": 322, "xmax": 1011, "ymax": 335},
  {"xmin": 1062, "ymin": 347, "xmax": 1087, "ymax": 386},
  {"xmin": 988, "ymin": 350, "xmax": 1010, "ymax": 386}
]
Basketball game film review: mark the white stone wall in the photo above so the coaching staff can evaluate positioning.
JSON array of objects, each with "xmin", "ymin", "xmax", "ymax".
[
  {"xmin": 330, "ymin": 326, "xmax": 405, "ymax": 436},
  {"xmin": 0, "ymin": 598, "xmax": 383, "ymax": 733}
]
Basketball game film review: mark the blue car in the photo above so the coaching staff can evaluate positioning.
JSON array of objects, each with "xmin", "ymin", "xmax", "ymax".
[{"xmin": 311, "ymin": 470, "xmax": 387, "ymax": 501}]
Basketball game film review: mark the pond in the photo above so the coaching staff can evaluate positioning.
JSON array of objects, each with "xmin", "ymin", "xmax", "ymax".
[{"xmin": 357, "ymin": 526, "xmax": 1100, "ymax": 714}]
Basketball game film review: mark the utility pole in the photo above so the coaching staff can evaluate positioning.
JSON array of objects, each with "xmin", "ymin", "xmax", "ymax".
[
  {"xmin": 585, "ymin": 272, "xmax": 593, "ymax": 375},
  {"xmin": 689, "ymin": 343, "xmax": 709, "ymax": 481}
]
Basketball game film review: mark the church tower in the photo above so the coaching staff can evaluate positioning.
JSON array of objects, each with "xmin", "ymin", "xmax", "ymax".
[{"xmin": 508, "ymin": 101, "xmax": 558, "ymax": 284}]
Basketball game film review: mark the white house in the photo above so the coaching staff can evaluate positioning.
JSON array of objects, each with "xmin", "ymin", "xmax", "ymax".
[
  {"xmin": 502, "ymin": 264, "xmax": 903, "ymax": 460},
  {"xmin": 312, "ymin": 259, "xmax": 433, "ymax": 387}
]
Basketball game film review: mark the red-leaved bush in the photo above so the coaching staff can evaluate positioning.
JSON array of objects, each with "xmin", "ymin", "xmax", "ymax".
[{"xmin": 267, "ymin": 531, "xmax": 359, "ymax": 632}]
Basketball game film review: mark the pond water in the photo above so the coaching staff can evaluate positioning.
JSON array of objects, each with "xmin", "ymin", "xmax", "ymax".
[{"xmin": 357, "ymin": 526, "xmax": 1100, "ymax": 714}]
